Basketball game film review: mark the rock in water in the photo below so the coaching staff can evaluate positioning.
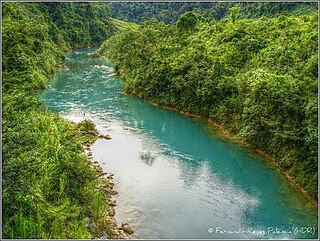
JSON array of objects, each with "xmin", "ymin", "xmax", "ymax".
[
  {"xmin": 110, "ymin": 189, "xmax": 118, "ymax": 195},
  {"xmin": 126, "ymin": 218, "xmax": 133, "ymax": 223},
  {"xmin": 121, "ymin": 223, "xmax": 134, "ymax": 235}
]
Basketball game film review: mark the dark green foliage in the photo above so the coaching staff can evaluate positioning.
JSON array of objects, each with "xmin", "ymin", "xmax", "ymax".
[
  {"xmin": 176, "ymin": 12, "xmax": 199, "ymax": 33},
  {"xmin": 108, "ymin": 2, "xmax": 318, "ymax": 24},
  {"xmin": 100, "ymin": 12, "xmax": 318, "ymax": 199},
  {"xmin": 38, "ymin": 2, "xmax": 115, "ymax": 48},
  {"xmin": 2, "ymin": 2, "xmax": 114, "ymax": 238}
]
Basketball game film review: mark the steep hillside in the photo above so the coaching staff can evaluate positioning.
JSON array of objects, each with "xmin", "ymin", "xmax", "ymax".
[
  {"xmin": 2, "ymin": 2, "xmax": 115, "ymax": 238},
  {"xmin": 100, "ymin": 11, "xmax": 318, "ymax": 200}
]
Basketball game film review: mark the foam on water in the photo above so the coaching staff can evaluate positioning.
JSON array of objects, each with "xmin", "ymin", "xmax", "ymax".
[{"xmin": 40, "ymin": 48, "xmax": 318, "ymax": 239}]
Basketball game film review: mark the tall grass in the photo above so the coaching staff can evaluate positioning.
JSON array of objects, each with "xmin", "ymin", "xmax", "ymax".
[
  {"xmin": 2, "ymin": 109, "xmax": 110, "ymax": 238},
  {"xmin": 2, "ymin": 2, "xmax": 115, "ymax": 238}
]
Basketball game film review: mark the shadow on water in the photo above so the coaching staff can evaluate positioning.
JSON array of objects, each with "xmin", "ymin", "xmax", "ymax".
[{"xmin": 40, "ymin": 48, "xmax": 318, "ymax": 239}]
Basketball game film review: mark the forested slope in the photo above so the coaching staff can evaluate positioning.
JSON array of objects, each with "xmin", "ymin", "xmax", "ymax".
[
  {"xmin": 99, "ymin": 11, "xmax": 318, "ymax": 200},
  {"xmin": 2, "ymin": 2, "xmax": 115, "ymax": 238},
  {"xmin": 108, "ymin": 1, "xmax": 318, "ymax": 24}
]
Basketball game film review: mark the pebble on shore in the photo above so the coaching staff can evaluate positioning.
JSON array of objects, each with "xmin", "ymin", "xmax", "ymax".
[{"xmin": 82, "ymin": 140, "xmax": 134, "ymax": 239}]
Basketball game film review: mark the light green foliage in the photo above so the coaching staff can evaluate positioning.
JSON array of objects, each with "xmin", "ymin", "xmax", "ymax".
[
  {"xmin": 228, "ymin": 3, "xmax": 242, "ymax": 23},
  {"xmin": 2, "ymin": 2, "xmax": 114, "ymax": 238},
  {"xmin": 100, "ymin": 12, "xmax": 318, "ymax": 199},
  {"xmin": 111, "ymin": 17, "xmax": 139, "ymax": 33}
]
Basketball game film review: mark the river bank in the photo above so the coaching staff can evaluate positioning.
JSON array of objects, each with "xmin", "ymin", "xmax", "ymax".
[
  {"xmin": 77, "ymin": 124, "xmax": 134, "ymax": 239},
  {"xmin": 41, "ymin": 47, "xmax": 318, "ymax": 239},
  {"xmin": 146, "ymin": 99, "xmax": 318, "ymax": 207}
]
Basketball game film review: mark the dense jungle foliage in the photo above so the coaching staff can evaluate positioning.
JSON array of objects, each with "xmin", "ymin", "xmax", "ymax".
[
  {"xmin": 99, "ymin": 10, "xmax": 318, "ymax": 200},
  {"xmin": 2, "ymin": 2, "xmax": 114, "ymax": 238},
  {"xmin": 108, "ymin": 2, "xmax": 318, "ymax": 24}
]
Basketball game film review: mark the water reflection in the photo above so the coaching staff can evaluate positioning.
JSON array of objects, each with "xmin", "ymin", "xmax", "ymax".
[
  {"xmin": 139, "ymin": 151, "xmax": 156, "ymax": 166},
  {"xmin": 40, "ymin": 48, "xmax": 318, "ymax": 239}
]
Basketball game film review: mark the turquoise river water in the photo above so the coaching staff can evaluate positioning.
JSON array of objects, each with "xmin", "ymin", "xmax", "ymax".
[{"xmin": 40, "ymin": 48, "xmax": 318, "ymax": 239}]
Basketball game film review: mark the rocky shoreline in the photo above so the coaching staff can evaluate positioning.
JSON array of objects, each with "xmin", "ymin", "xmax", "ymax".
[{"xmin": 83, "ymin": 134, "xmax": 134, "ymax": 239}]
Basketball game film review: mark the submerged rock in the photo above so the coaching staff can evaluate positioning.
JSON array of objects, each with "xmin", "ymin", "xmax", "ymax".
[
  {"xmin": 124, "ymin": 207, "xmax": 141, "ymax": 214},
  {"xmin": 126, "ymin": 218, "xmax": 133, "ymax": 223},
  {"xmin": 132, "ymin": 211, "xmax": 140, "ymax": 217}
]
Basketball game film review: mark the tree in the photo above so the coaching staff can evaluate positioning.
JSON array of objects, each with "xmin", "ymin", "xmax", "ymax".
[
  {"xmin": 176, "ymin": 11, "xmax": 198, "ymax": 33},
  {"xmin": 228, "ymin": 3, "xmax": 242, "ymax": 23}
]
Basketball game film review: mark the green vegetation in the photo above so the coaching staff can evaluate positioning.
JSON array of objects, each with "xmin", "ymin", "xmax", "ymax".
[
  {"xmin": 2, "ymin": 1, "xmax": 318, "ymax": 238},
  {"xmin": 2, "ymin": 2, "xmax": 114, "ymax": 238},
  {"xmin": 108, "ymin": 2, "xmax": 318, "ymax": 24},
  {"xmin": 38, "ymin": 2, "xmax": 115, "ymax": 48},
  {"xmin": 111, "ymin": 18, "xmax": 139, "ymax": 34},
  {"xmin": 99, "ymin": 11, "xmax": 318, "ymax": 199}
]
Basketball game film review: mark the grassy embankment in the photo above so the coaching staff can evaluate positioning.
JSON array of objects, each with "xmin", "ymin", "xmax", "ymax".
[{"xmin": 2, "ymin": 2, "xmax": 120, "ymax": 238}]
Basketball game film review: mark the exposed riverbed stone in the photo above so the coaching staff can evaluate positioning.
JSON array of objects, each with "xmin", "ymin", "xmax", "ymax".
[
  {"xmin": 82, "ymin": 141, "xmax": 134, "ymax": 239},
  {"xmin": 110, "ymin": 229, "xmax": 120, "ymax": 236},
  {"xmin": 109, "ymin": 207, "xmax": 115, "ymax": 216},
  {"xmin": 121, "ymin": 223, "xmax": 134, "ymax": 235},
  {"xmin": 109, "ymin": 217, "xmax": 118, "ymax": 229},
  {"xmin": 117, "ymin": 230, "xmax": 127, "ymax": 239},
  {"xmin": 109, "ymin": 200, "xmax": 117, "ymax": 206},
  {"xmin": 92, "ymin": 163, "xmax": 100, "ymax": 167},
  {"xmin": 110, "ymin": 189, "xmax": 118, "ymax": 195},
  {"xmin": 98, "ymin": 134, "xmax": 112, "ymax": 140}
]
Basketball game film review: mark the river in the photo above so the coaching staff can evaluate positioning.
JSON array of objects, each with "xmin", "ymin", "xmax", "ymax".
[{"xmin": 40, "ymin": 48, "xmax": 318, "ymax": 239}]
